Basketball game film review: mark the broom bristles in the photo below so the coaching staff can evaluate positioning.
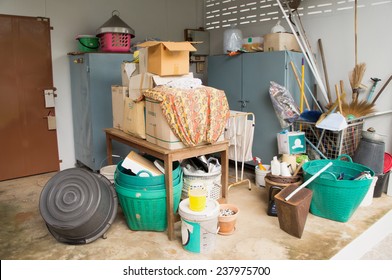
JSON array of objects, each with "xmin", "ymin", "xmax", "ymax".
[
  {"xmin": 349, "ymin": 63, "xmax": 366, "ymax": 102},
  {"xmin": 341, "ymin": 99, "xmax": 375, "ymax": 118}
]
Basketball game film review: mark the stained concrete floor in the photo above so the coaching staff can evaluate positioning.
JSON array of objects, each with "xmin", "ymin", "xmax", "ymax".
[{"xmin": 1, "ymin": 167, "xmax": 391, "ymax": 260}]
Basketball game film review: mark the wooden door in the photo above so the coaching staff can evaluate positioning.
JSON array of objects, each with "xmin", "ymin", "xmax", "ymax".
[{"xmin": 0, "ymin": 14, "xmax": 59, "ymax": 181}]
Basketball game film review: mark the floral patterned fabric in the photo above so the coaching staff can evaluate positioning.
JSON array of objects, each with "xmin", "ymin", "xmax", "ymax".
[{"xmin": 143, "ymin": 85, "xmax": 230, "ymax": 147}]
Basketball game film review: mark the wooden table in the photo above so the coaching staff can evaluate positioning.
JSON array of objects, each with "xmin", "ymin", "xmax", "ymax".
[{"xmin": 104, "ymin": 128, "xmax": 229, "ymax": 240}]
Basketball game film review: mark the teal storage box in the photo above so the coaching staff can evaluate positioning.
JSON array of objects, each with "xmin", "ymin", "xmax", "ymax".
[{"xmin": 277, "ymin": 131, "xmax": 306, "ymax": 154}]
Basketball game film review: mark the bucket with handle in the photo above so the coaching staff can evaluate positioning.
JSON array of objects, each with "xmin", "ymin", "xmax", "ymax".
[{"xmin": 178, "ymin": 198, "xmax": 219, "ymax": 253}]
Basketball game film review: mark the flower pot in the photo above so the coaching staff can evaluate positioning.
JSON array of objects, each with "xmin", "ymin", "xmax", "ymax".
[{"xmin": 218, "ymin": 204, "xmax": 239, "ymax": 235}]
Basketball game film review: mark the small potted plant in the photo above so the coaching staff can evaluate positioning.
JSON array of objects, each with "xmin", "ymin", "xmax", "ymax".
[{"xmin": 218, "ymin": 204, "xmax": 239, "ymax": 235}]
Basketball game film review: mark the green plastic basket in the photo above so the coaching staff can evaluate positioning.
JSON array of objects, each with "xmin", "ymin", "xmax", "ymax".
[
  {"xmin": 302, "ymin": 155, "xmax": 374, "ymax": 222},
  {"xmin": 115, "ymin": 172, "xmax": 183, "ymax": 231},
  {"xmin": 76, "ymin": 35, "xmax": 99, "ymax": 52},
  {"xmin": 115, "ymin": 159, "xmax": 181, "ymax": 189}
]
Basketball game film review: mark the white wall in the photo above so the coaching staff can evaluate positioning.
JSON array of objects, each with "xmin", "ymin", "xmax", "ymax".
[
  {"xmin": 1, "ymin": 0, "xmax": 391, "ymax": 169},
  {"xmin": 1, "ymin": 0, "xmax": 203, "ymax": 170},
  {"xmin": 208, "ymin": 1, "xmax": 392, "ymax": 153}
]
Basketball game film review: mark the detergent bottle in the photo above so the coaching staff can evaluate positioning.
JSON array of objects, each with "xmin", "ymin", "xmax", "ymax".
[{"xmin": 271, "ymin": 156, "xmax": 281, "ymax": 176}]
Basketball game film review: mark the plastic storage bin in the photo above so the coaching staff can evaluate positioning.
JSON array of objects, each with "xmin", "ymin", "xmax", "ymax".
[
  {"xmin": 98, "ymin": 32, "xmax": 131, "ymax": 52},
  {"xmin": 115, "ymin": 173, "xmax": 183, "ymax": 231},
  {"xmin": 302, "ymin": 155, "xmax": 374, "ymax": 222}
]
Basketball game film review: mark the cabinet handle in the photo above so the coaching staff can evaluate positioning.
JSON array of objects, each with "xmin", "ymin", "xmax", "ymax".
[{"xmin": 238, "ymin": 100, "xmax": 249, "ymax": 108}]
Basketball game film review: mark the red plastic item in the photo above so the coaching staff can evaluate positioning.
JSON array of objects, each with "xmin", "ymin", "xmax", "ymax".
[
  {"xmin": 384, "ymin": 152, "xmax": 392, "ymax": 173},
  {"xmin": 98, "ymin": 32, "xmax": 131, "ymax": 52}
]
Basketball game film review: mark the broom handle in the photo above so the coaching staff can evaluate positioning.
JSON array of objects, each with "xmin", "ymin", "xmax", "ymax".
[
  {"xmin": 290, "ymin": 61, "xmax": 310, "ymax": 110},
  {"xmin": 335, "ymin": 84, "xmax": 343, "ymax": 114},
  {"xmin": 355, "ymin": 0, "xmax": 358, "ymax": 66},
  {"xmin": 285, "ymin": 162, "xmax": 333, "ymax": 201},
  {"xmin": 318, "ymin": 39, "xmax": 332, "ymax": 102}
]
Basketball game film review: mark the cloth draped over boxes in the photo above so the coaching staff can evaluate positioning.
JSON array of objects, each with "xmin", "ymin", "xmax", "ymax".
[{"xmin": 143, "ymin": 85, "xmax": 230, "ymax": 147}]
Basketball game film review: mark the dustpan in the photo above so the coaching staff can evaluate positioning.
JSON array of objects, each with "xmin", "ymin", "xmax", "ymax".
[{"xmin": 316, "ymin": 112, "xmax": 347, "ymax": 131}]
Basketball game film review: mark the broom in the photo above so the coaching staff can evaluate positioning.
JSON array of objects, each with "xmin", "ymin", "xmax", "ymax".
[
  {"xmin": 340, "ymin": 80, "xmax": 375, "ymax": 119},
  {"xmin": 349, "ymin": 63, "xmax": 366, "ymax": 103}
]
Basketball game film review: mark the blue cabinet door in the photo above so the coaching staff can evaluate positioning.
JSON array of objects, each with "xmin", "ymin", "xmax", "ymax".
[
  {"xmin": 207, "ymin": 55, "xmax": 243, "ymax": 111},
  {"xmin": 69, "ymin": 53, "xmax": 133, "ymax": 171},
  {"xmin": 207, "ymin": 51, "xmax": 314, "ymax": 164}
]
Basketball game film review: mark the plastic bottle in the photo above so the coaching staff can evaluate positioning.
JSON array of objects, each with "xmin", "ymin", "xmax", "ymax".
[{"xmin": 271, "ymin": 156, "xmax": 281, "ymax": 176}]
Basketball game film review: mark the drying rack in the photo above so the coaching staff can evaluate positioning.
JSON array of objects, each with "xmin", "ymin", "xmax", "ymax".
[{"xmin": 226, "ymin": 111, "xmax": 255, "ymax": 190}]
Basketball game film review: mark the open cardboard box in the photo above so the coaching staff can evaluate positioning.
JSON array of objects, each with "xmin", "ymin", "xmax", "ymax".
[{"xmin": 137, "ymin": 41, "xmax": 196, "ymax": 76}]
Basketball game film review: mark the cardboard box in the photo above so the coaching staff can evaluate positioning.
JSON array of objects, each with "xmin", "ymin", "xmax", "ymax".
[
  {"xmin": 263, "ymin": 33, "xmax": 300, "ymax": 52},
  {"xmin": 121, "ymin": 62, "xmax": 139, "ymax": 87},
  {"xmin": 128, "ymin": 72, "xmax": 194, "ymax": 100},
  {"xmin": 145, "ymin": 98, "xmax": 186, "ymax": 149},
  {"xmin": 123, "ymin": 97, "xmax": 146, "ymax": 139},
  {"xmin": 137, "ymin": 41, "xmax": 196, "ymax": 76},
  {"xmin": 111, "ymin": 85, "xmax": 129, "ymax": 130},
  {"xmin": 138, "ymin": 47, "xmax": 148, "ymax": 74},
  {"xmin": 128, "ymin": 72, "xmax": 155, "ymax": 100},
  {"xmin": 145, "ymin": 97, "xmax": 224, "ymax": 150},
  {"xmin": 277, "ymin": 131, "xmax": 306, "ymax": 155},
  {"xmin": 121, "ymin": 151, "xmax": 162, "ymax": 176}
]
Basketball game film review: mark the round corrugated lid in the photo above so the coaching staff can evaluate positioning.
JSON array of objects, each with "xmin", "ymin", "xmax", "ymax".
[
  {"xmin": 39, "ymin": 168, "xmax": 117, "ymax": 244},
  {"xmin": 96, "ymin": 10, "xmax": 135, "ymax": 37}
]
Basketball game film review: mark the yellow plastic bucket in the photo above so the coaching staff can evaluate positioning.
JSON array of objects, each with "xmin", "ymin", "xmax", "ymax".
[{"xmin": 188, "ymin": 187, "xmax": 207, "ymax": 212}]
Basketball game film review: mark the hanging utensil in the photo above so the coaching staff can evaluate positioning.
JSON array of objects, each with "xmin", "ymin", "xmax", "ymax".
[{"xmin": 371, "ymin": 74, "xmax": 392, "ymax": 105}]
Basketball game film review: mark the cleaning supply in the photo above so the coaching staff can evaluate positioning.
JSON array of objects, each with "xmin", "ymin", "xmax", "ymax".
[
  {"xmin": 271, "ymin": 156, "xmax": 281, "ymax": 176},
  {"xmin": 253, "ymin": 156, "xmax": 266, "ymax": 171},
  {"xmin": 280, "ymin": 162, "xmax": 291, "ymax": 176}
]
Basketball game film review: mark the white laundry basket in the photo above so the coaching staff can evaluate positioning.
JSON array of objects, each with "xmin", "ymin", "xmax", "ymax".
[{"xmin": 181, "ymin": 161, "xmax": 222, "ymax": 200}]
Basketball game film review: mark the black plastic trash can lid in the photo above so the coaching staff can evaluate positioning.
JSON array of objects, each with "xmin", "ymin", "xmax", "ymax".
[{"xmin": 39, "ymin": 168, "xmax": 117, "ymax": 244}]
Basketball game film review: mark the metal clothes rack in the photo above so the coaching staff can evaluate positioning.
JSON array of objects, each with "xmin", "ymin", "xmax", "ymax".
[{"xmin": 226, "ymin": 111, "xmax": 255, "ymax": 190}]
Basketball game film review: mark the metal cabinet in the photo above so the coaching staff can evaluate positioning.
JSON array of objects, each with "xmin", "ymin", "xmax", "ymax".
[
  {"xmin": 69, "ymin": 53, "xmax": 132, "ymax": 171},
  {"xmin": 207, "ymin": 51, "xmax": 314, "ymax": 163}
]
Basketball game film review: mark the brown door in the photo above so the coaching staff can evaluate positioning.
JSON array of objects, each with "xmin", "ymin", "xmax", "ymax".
[{"xmin": 0, "ymin": 14, "xmax": 59, "ymax": 181}]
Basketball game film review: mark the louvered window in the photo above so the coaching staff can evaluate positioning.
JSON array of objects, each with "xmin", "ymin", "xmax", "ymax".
[{"xmin": 205, "ymin": 0, "xmax": 392, "ymax": 30}]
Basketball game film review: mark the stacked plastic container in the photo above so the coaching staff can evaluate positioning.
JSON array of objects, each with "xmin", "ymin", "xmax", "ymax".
[{"xmin": 114, "ymin": 159, "xmax": 182, "ymax": 231}]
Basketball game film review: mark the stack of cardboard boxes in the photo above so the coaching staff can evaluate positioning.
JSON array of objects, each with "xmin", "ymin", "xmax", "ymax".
[{"xmin": 111, "ymin": 41, "xmax": 196, "ymax": 149}]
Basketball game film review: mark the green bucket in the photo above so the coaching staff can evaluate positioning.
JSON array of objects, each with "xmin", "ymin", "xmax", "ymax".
[
  {"xmin": 115, "ymin": 173, "xmax": 183, "ymax": 231},
  {"xmin": 302, "ymin": 155, "xmax": 374, "ymax": 222},
  {"xmin": 76, "ymin": 35, "xmax": 99, "ymax": 52},
  {"xmin": 115, "ymin": 159, "xmax": 181, "ymax": 189}
]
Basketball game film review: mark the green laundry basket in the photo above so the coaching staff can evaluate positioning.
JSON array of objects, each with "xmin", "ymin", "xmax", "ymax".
[
  {"xmin": 302, "ymin": 155, "xmax": 374, "ymax": 222},
  {"xmin": 76, "ymin": 35, "xmax": 99, "ymax": 52},
  {"xmin": 115, "ymin": 172, "xmax": 183, "ymax": 231}
]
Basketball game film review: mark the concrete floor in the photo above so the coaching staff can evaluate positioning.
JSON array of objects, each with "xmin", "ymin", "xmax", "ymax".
[{"xmin": 1, "ymin": 167, "xmax": 391, "ymax": 260}]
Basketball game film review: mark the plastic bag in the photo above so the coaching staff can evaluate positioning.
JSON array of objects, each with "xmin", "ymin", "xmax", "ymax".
[
  {"xmin": 269, "ymin": 81, "xmax": 300, "ymax": 128},
  {"xmin": 223, "ymin": 24, "xmax": 243, "ymax": 53}
]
